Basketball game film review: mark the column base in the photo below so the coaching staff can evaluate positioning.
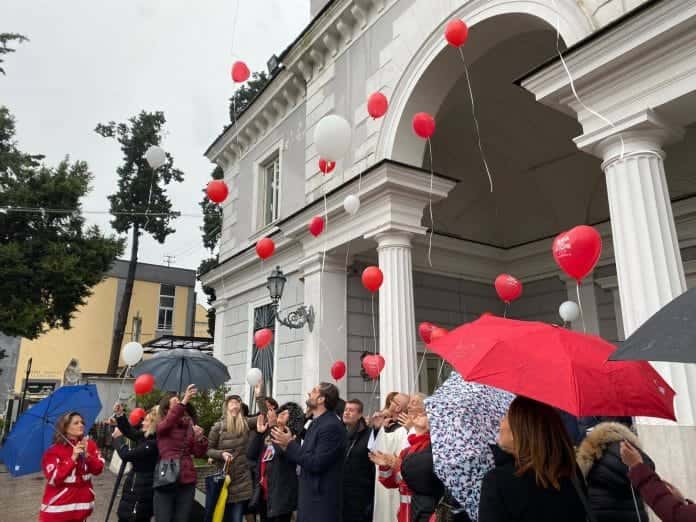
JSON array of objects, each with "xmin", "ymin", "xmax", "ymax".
[{"xmin": 636, "ymin": 424, "xmax": 696, "ymax": 500}]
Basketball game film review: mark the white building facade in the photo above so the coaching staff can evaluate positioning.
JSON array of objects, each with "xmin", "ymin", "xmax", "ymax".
[{"xmin": 202, "ymin": 0, "xmax": 696, "ymax": 491}]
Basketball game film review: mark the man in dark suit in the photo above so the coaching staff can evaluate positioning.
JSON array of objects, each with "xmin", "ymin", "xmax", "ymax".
[{"xmin": 272, "ymin": 382, "xmax": 347, "ymax": 522}]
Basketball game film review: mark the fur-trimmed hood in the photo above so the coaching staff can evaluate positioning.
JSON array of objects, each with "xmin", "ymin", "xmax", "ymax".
[{"xmin": 576, "ymin": 422, "xmax": 640, "ymax": 477}]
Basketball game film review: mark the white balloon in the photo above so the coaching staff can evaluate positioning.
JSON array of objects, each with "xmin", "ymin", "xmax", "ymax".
[
  {"xmin": 343, "ymin": 194, "xmax": 360, "ymax": 216},
  {"xmin": 246, "ymin": 368, "xmax": 263, "ymax": 387},
  {"xmin": 122, "ymin": 341, "xmax": 144, "ymax": 366},
  {"xmin": 144, "ymin": 145, "xmax": 167, "ymax": 169},
  {"xmin": 559, "ymin": 301, "xmax": 580, "ymax": 323},
  {"xmin": 314, "ymin": 115, "xmax": 351, "ymax": 161}
]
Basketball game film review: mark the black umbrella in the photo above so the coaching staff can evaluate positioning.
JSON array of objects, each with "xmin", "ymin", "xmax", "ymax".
[
  {"xmin": 132, "ymin": 349, "xmax": 230, "ymax": 393},
  {"xmin": 610, "ymin": 287, "xmax": 696, "ymax": 363}
]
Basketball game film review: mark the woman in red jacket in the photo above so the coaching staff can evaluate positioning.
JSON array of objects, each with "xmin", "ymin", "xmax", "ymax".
[
  {"xmin": 154, "ymin": 384, "xmax": 208, "ymax": 522},
  {"xmin": 40, "ymin": 411, "xmax": 105, "ymax": 521}
]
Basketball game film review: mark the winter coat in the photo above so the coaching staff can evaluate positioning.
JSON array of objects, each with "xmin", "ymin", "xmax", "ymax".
[
  {"xmin": 247, "ymin": 428, "xmax": 298, "ymax": 517},
  {"xmin": 285, "ymin": 409, "xmax": 347, "ymax": 522},
  {"xmin": 343, "ymin": 418, "xmax": 375, "ymax": 522},
  {"xmin": 378, "ymin": 432, "xmax": 437, "ymax": 522},
  {"xmin": 207, "ymin": 418, "xmax": 254, "ymax": 503},
  {"xmin": 156, "ymin": 402, "xmax": 208, "ymax": 485},
  {"xmin": 113, "ymin": 414, "xmax": 158, "ymax": 521},
  {"xmin": 478, "ymin": 444, "xmax": 587, "ymax": 522},
  {"xmin": 40, "ymin": 438, "xmax": 105, "ymax": 522},
  {"xmin": 401, "ymin": 443, "xmax": 444, "ymax": 521},
  {"xmin": 628, "ymin": 463, "xmax": 696, "ymax": 522},
  {"xmin": 577, "ymin": 422, "xmax": 653, "ymax": 522}
]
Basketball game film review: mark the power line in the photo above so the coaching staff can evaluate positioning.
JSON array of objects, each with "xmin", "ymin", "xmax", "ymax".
[{"xmin": 0, "ymin": 206, "xmax": 222, "ymax": 218}]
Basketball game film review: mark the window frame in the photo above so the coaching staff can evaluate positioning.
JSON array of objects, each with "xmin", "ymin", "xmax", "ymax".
[
  {"xmin": 253, "ymin": 140, "xmax": 284, "ymax": 233},
  {"xmin": 157, "ymin": 284, "xmax": 176, "ymax": 333}
]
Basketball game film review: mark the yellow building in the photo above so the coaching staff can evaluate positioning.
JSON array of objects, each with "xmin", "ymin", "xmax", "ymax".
[{"xmin": 15, "ymin": 260, "xmax": 205, "ymax": 393}]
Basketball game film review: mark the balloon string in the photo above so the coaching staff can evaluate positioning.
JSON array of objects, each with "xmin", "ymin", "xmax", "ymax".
[
  {"xmin": 416, "ymin": 350, "xmax": 426, "ymax": 392},
  {"xmin": 369, "ymin": 378, "xmax": 379, "ymax": 414},
  {"xmin": 550, "ymin": 0, "xmax": 625, "ymax": 160},
  {"xmin": 576, "ymin": 282, "xmax": 587, "ymax": 333},
  {"xmin": 117, "ymin": 366, "xmax": 131, "ymax": 403},
  {"xmin": 436, "ymin": 358, "xmax": 446, "ymax": 386},
  {"xmin": 503, "ymin": 302, "xmax": 509, "ymax": 319},
  {"xmin": 371, "ymin": 293, "xmax": 377, "ymax": 354},
  {"xmin": 427, "ymin": 138, "xmax": 434, "ymax": 268},
  {"xmin": 458, "ymin": 47, "xmax": 494, "ymax": 193}
]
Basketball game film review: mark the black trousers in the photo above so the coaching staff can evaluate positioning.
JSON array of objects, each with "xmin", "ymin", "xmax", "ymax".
[{"xmin": 153, "ymin": 483, "xmax": 196, "ymax": 522}]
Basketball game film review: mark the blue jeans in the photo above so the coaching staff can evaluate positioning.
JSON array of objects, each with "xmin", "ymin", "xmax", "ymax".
[{"xmin": 223, "ymin": 501, "xmax": 246, "ymax": 522}]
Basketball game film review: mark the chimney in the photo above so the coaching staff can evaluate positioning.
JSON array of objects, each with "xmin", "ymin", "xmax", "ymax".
[{"xmin": 311, "ymin": 0, "xmax": 330, "ymax": 17}]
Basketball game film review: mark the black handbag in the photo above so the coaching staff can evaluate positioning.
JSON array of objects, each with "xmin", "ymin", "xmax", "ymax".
[{"xmin": 153, "ymin": 423, "xmax": 192, "ymax": 489}]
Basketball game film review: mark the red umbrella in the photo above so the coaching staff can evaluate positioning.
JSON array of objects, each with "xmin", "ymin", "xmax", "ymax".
[{"xmin": 428, "ymin": 314, "xmax": 676, "ymax": 420}]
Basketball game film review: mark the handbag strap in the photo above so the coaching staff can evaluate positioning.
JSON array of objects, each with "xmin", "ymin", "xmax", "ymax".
[{"xmin": 572, "ymin": 473, "xmax": 598, "ymax": 522}]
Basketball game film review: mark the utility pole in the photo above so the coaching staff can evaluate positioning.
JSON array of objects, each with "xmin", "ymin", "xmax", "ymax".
[{"xmin": 163, "ymin": 255, "xmax": 176, "ymax": 267}]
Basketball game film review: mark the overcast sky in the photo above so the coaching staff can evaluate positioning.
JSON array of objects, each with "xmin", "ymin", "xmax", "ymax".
[{"xmin": 2, "ymin": 0, "xmax": 309, "ymax": 287}]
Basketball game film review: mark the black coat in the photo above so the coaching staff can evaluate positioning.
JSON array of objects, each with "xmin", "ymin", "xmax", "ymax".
[
  {"xmin": 342, "ymin": 419, "xmax": 375, "ymax": 522},
  {"xmin": 247, "ymin": 429, "xmax": 298, "ymax": 517},
  {"xmin": 401, "ymin": 444, "xmax": 444, "ymax": 522},
  {"xmin": 114, "ymin": 414, "xmax": 159, "ymax": 521},
  {"xmin": 479, "ymin": 445, "xmax": 587, "ymax": 522},
  {"xmin": 285, "ymin": 409, "xmax": 347, "ymax": 522},
  {"xmin": 576, "ymin": 422, "xmax": 652, "ymax": 522}
]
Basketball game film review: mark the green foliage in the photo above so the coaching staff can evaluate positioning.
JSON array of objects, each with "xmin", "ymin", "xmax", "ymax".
[
  {"xmin": 190, "ymin": 386, "xmax": 226, "ymax": 436},
  {"xmin": 199, "ymin": 166, "xmax": 223, "ymax": 251},
  {"xmin": 0, "ymin": 33, "xmax": 28, "ymax": 75},
  {"xmin": 197, "ymin": 257, "xmax": 218, "ymax": 337},
  {"xmin": 95, "ymin": 111, "xmax": 184, "ymax": 241},
  {"xmin": 0, "ymin": 106, "xmax": 123, "ymax": 338},
  {"xmin": 137, "ymin": 389, "xmax": 166, "ymax": 412},
  {"xmin": 228, "ymin": 71, "xmax": 269, "ymax": 123}
]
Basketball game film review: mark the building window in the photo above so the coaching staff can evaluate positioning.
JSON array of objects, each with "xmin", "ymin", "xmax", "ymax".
[
  {"xmin": 259, "ymin": 153, "xmax": 280, "ymax": 228},
  {"xmin": 131, "ymin": 312, "xmax": 142, "ymax": 342},
  {"xmin": 250, "ymin": 304, "xmax": 275, "ymax": 411},
  {"xmin": 158, "ymin": 284, "xmax": 175, "ymax": 333}
]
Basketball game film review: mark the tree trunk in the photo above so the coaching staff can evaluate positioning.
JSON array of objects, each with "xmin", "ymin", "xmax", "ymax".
[{"xmin": 107, "ymin": 225, "xmax": 139, "ymax": 375}]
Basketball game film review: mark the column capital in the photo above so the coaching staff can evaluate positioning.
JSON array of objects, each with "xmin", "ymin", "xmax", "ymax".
[
  {"xmin": 575, "ymin": 109, "xmax": 683, "ymax": 164},
  {"xmin": 373, "ymin": 229, "xmax": 413, "ymax": 250}
]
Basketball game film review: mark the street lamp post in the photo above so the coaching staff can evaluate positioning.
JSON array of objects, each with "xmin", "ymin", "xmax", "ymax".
[{"xmin": 266, "ymin": 266, "xmax": 315, "ymax": 331}]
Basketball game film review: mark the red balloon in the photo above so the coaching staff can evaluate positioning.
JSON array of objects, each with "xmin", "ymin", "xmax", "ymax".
[
  {"xmin": 308, "ymin": 216, "xmax": 325, "ymax": 237},
  {"xmin": 362, "ymin": 354, "xmax": 385, "ymax": 379},
  {"xmin": 429, "ymin": 327, "xmax": 448, "ymax": 343},
  {"xmin": 418, "ymin": 322, "xmax": 435, "ymax": 344},
  {"xmin": 361, "ymin": 266, "xmax": 384, "ymax": 293},
  {"xmin": 552, "ymin": 226, "xmax": 602, "ymax": 282},
  {"xmin": 494, "ymin": 274, "xmax": 523, "ymax": 304},
  {"xmin": 206, "ymin": 180, "xmax": 229, "ymax": 204},
  {"xmin": 134, "ymin": 374, "xmax": 155, "ymax": 395},
  {"xmin": 367, "ymin": 92, "xmax": 389, "ymax": 119},
  {"xmin": 319, "ymin": 158, "xmax": 336, "ymax": 175},
  {"xmin": 412, "ymin": 112, "xmax": 435, "ymax": 139},
  {"xmin": 231, "ymin": 61, "xmax": 250, "ymax": 83},
  {"xmin": 445, "ymin": 19, "xmax": 469, "ymax": 47},
  {"xmin": 254, "ymin": 328, "xmax": 273, "ymax": 349},
  {"xmin": 331, "ymin": 360, "xmax": 346, "ymax": 381},
  {"xmin": 256, "ymin": 237, "xmax": 275, "ymax": 260},
  {"xmin": 129, "ymin": 407, "xmax": 146, "ymax": 426}
]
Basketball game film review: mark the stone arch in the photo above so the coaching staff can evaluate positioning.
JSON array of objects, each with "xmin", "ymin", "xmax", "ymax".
[{"xmin": 376, "ymin": 0, "xmax": 593, "ymax": 163}]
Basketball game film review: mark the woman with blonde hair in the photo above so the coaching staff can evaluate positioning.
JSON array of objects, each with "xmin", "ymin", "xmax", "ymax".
[
  {"xmin": 39, "ymin": 411, "xmax": 105, "ymax": 521},
  {"xmin": 207, "ymin": 393, "xmax": 254, "ymax": 522},
  {"xmin": 479, "ymin": 396, "xmax": 588, "ymax": 522},
  {"xmin": 112, "ymin": 402, "xmax": 160, "ymax": 521}
]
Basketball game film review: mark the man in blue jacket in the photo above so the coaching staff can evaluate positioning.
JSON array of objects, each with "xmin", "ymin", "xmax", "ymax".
[{"xmin": 272, "ymin": 382, "xmax": 347, "ymax": 521}]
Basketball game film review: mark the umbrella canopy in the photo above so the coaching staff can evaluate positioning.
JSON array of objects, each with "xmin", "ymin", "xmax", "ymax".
[
  {"xmin": 425, "ymin": 373, "xmax": 513, "ymax": 521},
  {"xmin": 428, "ymin": 315, "xmax": 676, "ymax": 420},
  {"xmin": 132, "ymin": 349, "xmax": 230, "ymax": 393},
  {"xmin": 610, "ymin": 287, "xmax": 696, "ymax": 363},
  {"xmin": 0, "ymin": 384, "xmax": 102, "ymax": 477}
]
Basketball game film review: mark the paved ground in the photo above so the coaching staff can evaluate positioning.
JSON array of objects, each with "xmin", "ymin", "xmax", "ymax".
[{"xmin": 0, "ymin": 466, "xmax": 119, "ymax": 520}]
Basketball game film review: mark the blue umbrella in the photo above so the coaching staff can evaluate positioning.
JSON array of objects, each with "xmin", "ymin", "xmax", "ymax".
[
  {"xmin": 425, "ymin": 372, "xmax": 514, "ymax": 521},
  {"xmin": 0, "ymin": 384, "xmax": 102, "ymax": 477}
]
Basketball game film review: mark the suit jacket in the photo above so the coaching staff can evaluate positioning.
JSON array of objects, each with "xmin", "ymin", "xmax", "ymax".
[{"xmin": 285, "ymin": 409, "xmax": 347, "ymax": 522}]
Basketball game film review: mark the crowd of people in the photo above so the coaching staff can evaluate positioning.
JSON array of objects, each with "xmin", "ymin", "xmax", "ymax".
[{"xmin": 38, "ymin": 381, "xmax": 695, "ymax": 522}]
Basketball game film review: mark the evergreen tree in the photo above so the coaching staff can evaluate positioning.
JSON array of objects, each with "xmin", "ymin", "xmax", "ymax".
[{"xmin": 0, "ymin": 33, "xmax": 28, "ymax": 75}]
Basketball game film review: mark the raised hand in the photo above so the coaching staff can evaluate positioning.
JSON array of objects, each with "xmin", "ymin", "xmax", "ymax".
[
  {"xmin": 182, "ymin": 384, "xmax": 197, "ymax": 405},
  {"xmin": 257, "ymin": 414, "xmax": 268, "ymax": 433}
]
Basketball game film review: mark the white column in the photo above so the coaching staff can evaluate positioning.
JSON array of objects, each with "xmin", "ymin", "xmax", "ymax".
[
  {"xmin": 598, "ymin": 124, "xmax": 696, "ymax": 491},
  {"xmin": 300, "ymin": 254, "xmax": 348, "ymax": 398},
  {"xmin": 563, "ymin": 276, "xmax": 601, "ymax": 335},
  {"xmin": 376, "ymin": 231, "xmax": 417, "ymax": 402},
  {"xmin": 212, "ymin": 301, "xmax": 226, "ymax": 363}
]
